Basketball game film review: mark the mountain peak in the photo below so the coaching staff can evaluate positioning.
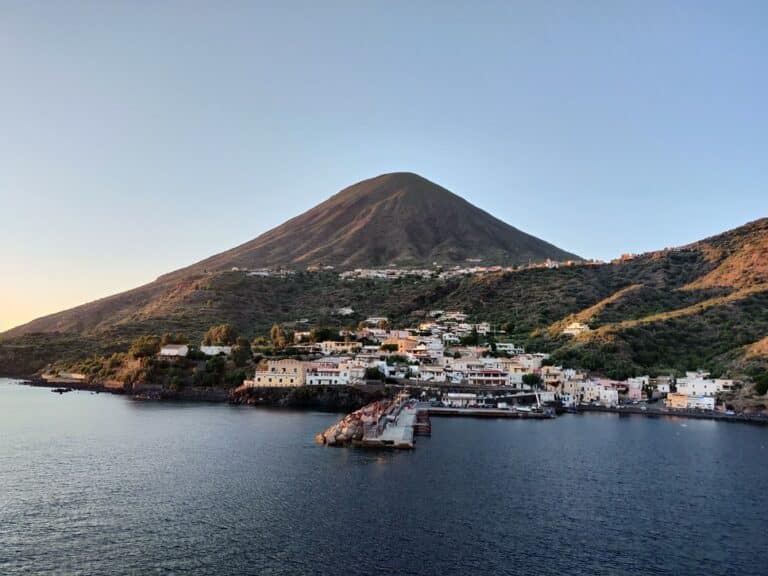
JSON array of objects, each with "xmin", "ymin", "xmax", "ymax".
[
  {"xmin": 333, "ymin": 172, "xmax": 456, "ymax": 204},
  {"xmin": 180, "ymin": 173, "xmax": 579, "ymax": 273}
]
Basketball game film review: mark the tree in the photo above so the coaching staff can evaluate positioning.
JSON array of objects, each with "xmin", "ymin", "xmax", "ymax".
[
  {"xmin": 381, "ymin": 343, "xmax": 399, "ymax": 353},
  {"xmin": 310, "ymin": 327, "xmax": 341, "ymax": 342},
  {"xmin": 364, "ymin": 367, "xmax": 383, "ymax": 381},
  {"xmin": 202, "ymin": 324, "xmax": 237, "ymax": 346},
  {"xmin": 755, "ymin": 372, "xmax": 768, "ymax": 396},
  {"xmin": 522, "ymin": 373, "xmax": 543, "ymax": 389},
  {"xmin": 461, "ymin": 327, "xmax": 480, "ymax": 346},
  {"xmin": 486, "ymin": 333, "xmax": 497, "ymax": 352},
  {"xmin": 205, "ymin": 355, "xmax": 227, "ymax": 376},
  {"xmin": 160, "ymin": 332, "xmax": 188, "ymax": 346},
  {"xmin": 270, "ymin": 324, "xmax": 286, "ymax": 349},
  {"xmin": 231, "ymin": 343, "xmax": 251, "ymax": 367},
  {"xmin": 129, "ymin": 335, "xmax": 161, "ymax": 359}
]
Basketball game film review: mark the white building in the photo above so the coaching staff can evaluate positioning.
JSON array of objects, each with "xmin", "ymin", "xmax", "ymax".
[
  {"xmin": 442, "ymin": 333, "xmax": 461, "ymax": 345},
  {"xmin": 495, "ymin": 342, "xmax": 525, "ymax": 355},
  {"xmin": 465, "ymin": 366, "xmax": 509, "ymax": 387},
  {"xmin": 159, "ymin": 344, "xmax": 189, "ymax": 358},
  {"xmin": 562, "ymin": 322, "xmax": 591, "ymax": 337},
  {"xmin": 687, "ymin": 395, "xmax": 716, "ymax": 410},
  {"xmin": 417, "ymin": 365, "xmax": 446, "ymax": 382},
  {"xmin": 516, "ymin": 354, "xmax": 549, "ymax": 370},
  {"xmin": 412, "ymin": 337, "xmax": 445, "ymax": 362},
  {"xmin": 200, "ymin": 345, "xmax": 232, "ymax": 357},
  {"xmin": 443, "ymin": 393, "xmax": 477, "ymax": 407},
  {"xmin": 677, "ymin": 373, "xmax": 735, "ymax": 397},
  {"xmin": 319, "ymin": 341, "xmax": 361, "ymax": 356},
  {"xmin": 441, "ymin": 312, "xmax": 468, "ymax": 322},
  {"xmin": 475, "ymin": 322, "xmax": 491, "ymax": 335},
  {"xmin": 598, "ymin": 387, "xmax": 619, "ymax": 407},
  {"xmin": 306, "ymin": 363, "xmax": 350, "ymax": 386}
]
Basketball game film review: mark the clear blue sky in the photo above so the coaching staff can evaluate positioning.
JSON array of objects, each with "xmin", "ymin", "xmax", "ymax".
[{"xmin": 1, "ymin": 0, "xmax": 766, "ymax": 330}]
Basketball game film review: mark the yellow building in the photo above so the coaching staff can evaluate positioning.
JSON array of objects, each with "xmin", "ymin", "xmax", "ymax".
[
  {"xmin": 244, "ymin": 359, "xmax": 306, "ymax": 388},
  {"xmin": 383, "ymin": 337, "xmax": 419, "ymax": 354}
]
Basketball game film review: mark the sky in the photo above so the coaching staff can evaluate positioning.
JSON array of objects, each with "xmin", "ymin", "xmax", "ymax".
[{"xmin": 1, "ymin": 1, "xmax": 767, "ymax": 331}]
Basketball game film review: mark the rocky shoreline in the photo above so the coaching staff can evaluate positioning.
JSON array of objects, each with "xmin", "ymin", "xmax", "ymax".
[
  {"xmin": 229, "ymin": 384, "xmax": 389, "ymax": 412},
  {"xmin": 13, "ymin": 376, "xmax": 390, "ymax": 412}
]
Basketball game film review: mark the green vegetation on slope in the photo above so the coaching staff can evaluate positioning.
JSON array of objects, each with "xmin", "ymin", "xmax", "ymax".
[{"xmin": 2, "ymin": 219, "xmax": 767, "ymax": 380}]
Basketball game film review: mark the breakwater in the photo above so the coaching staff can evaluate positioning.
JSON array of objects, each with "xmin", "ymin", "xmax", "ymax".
[
  {"xmin": 317, "ymin": 399, "xmax": 555, "ymax": 449},
  {"xmin": 315, "ymin": 398, "xmax": 418, "ymax": 448}
]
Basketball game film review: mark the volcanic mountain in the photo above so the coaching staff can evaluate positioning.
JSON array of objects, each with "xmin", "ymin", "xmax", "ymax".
[
  {"xmin": 2, "ymin": 172, "xmax": 577, "ymax": 338},
  {"xmin": 166, "ymin": 171, "xmax": 579, "ymax": 277}
]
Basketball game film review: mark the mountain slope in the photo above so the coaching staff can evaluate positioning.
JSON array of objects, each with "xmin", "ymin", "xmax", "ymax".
[
  {"xmin": 1, "ymin": 184, "xmax": 766, "ymax": 381},
  {"xmin": 163, "ymin": 172, "xmax": 579, "ymax": 277},
  {"xmin": 2, "ymin": 172, "xmax": 578, "ymax": 337}
]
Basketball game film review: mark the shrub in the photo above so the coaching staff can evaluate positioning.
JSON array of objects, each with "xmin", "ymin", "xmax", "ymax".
[
  {"xmin": 129, "ymin": 335, "xmax": 161, "ymax": 359},
  {"xmin": 754, "ymin": 373, "xmax": 768, "ymax": 396},
  {"xmin": 202, "ymin": 324, "xmax": 237, "ymax": 346}
]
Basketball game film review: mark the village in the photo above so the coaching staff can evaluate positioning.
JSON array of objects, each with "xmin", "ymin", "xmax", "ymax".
[
  {"xmin": 40, "ymin": 301, "xmax": 746, "ymax": 419},
  {"xmin": 226, "ymin": 256, "xmax": 606, "ymax": 281},
  {"xmin": 146, "ymin": 309, "xmax": 742, "ymax": 416}
]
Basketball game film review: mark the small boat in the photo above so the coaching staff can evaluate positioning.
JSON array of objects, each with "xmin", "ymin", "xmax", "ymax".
[{"xmin": 52, "ymin": 387, "xmax": 72, "ymax": 394}]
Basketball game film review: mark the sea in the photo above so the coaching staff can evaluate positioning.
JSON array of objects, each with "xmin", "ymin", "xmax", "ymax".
[{"xmin": 1, "ymin": 378, "xmax": 767, "ymax": 576}]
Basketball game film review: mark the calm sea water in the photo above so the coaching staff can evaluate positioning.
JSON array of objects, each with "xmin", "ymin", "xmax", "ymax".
[{"xmin": 1, "ymin": 378, "xmax": 767, "ymax": 576}]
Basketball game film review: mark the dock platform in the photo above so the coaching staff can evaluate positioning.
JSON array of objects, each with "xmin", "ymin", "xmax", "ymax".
[{"xmin": 317, "ymin": 397, "xmax": 555, "ymax": 450}]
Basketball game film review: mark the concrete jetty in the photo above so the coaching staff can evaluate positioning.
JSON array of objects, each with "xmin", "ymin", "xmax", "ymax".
[
  {"xmin": 360, "ymin": 402, "xmax": 418, "ymax": 449},
  {"xmin": 316, "ymin": 395, "xmax": 420, "ymax": 449},
  {"xmin": 317, "ymin": 395, "xmax": 554, "ymax": 450}
]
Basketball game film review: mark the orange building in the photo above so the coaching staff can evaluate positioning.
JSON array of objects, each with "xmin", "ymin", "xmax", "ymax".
[{"xmin": 665, "ymin": 392, "xmax": 688, "ymax": 409}]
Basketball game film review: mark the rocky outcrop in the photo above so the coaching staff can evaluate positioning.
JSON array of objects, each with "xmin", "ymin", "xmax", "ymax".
[
  {"xmin": 230, "ymin": 384, "xmax": 389, "ymax": 412},
  {"xmin": 316, "ymin": 399, "xmax": 394, "ymax": 446}
]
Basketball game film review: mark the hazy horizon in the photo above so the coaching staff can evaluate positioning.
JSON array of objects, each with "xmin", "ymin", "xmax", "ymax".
[{"xmin": 2, "ymin": 1, "xmax": 767, "ymax": 331}]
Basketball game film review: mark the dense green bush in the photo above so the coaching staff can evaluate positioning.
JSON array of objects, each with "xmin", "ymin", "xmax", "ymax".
[{"xmin": 754, "ymin": 373, "xmax": 768, "ymax": 396}]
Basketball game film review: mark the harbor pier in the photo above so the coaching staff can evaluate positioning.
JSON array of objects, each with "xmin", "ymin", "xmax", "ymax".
[{"xmin": 317, "ymin": 395, "xmax": 554, "ymax": 450}]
